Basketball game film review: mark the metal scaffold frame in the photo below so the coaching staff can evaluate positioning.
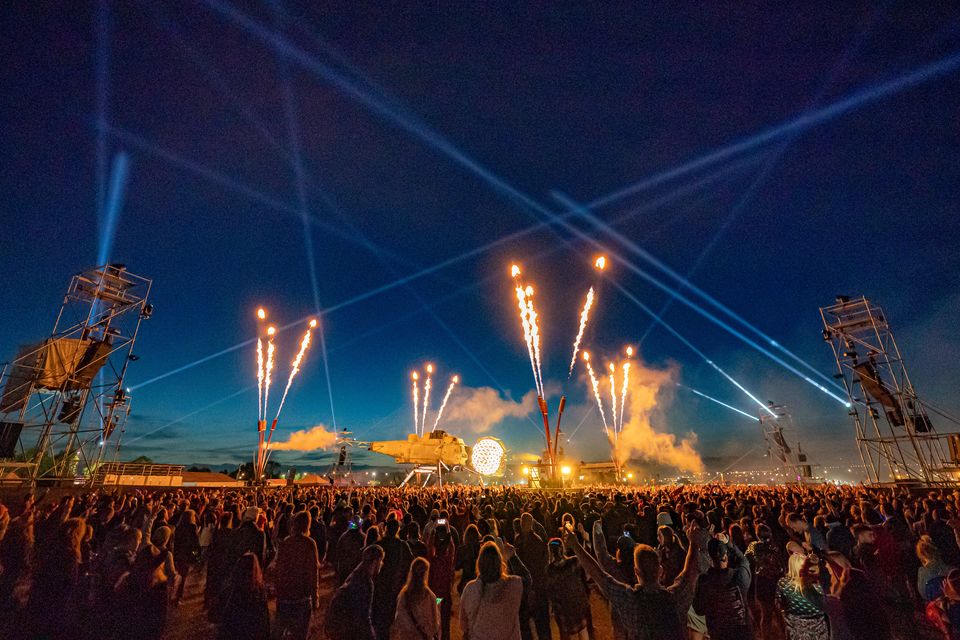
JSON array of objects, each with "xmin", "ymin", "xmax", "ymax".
[
  {"xmin": 759, "ymin": 403, "xmax": 816, "ymax": 484},
  {"xmin": 820, "ymin": 296, "xmax": 959, "ymax": 485},
  {"xmin": 0, "ymin": 264, "xmax": 151, "ymax": 485}
]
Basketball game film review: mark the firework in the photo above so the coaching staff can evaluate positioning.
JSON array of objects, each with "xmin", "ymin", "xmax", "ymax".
[
  {"xmin": 608, "ymin": 362, "xmax": 618, "ymax": 440},
  {"xmin": 526, "ymin": 289, "xmax": 544, "ymax": 395},
  {"xmin": 620, "ymin": 361, "xmax": 631, "ymax": 432},
  {"xmin": 421, "ymin": 363, "xmax": 433, "ymax": 435},
  {"xmin": 274, "ymin": 320, "xmax": 316, "ymax": 420},
  {"xmin": 263, "ymin": 326, "xmax": 276, "ymax": 416},
  {"xmin": 433, "ymin": 375, "xmax": 459, "ymax": 431},
  {"xmin": 595, "ymin": 256, "xmax": 606, "ymax": 271},
  {"xmin": 567, "ymin": 287, "xmax": 595, "ymax": 378},
  {"xmin": 411, "ymin": 371, "xmax": 420, "ymax": 436},
  {"xmin": 582, "ymin": 352, "xmax": 609, "ymax": 434},
  {"xmin": 513, "ymin": 266, "xmax": 541, "ymax": 396},
  {"xmin": 256, "ymin": 308, "xmax": 266, "ymax": 420}
]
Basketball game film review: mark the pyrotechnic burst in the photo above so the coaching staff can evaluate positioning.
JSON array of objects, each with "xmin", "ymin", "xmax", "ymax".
[
  {"xmin": 525, "ymin": 288, "xmax": 544, "ymax": 394},
  {"xmin": 620, "ymin": 348, "xmax": 632, "ymax": 432},
  {"xmin": 608, "ymin": 362, "xmax": 618, "ymax": 442},
  {"xmin": 421, "ymin": 363, "xmax": 433, "ymax": 435},
  {"xmin": 567, "ymin": 287, "xmax": 595, "ymax": 379},
  {"xmin": 595, "ymin": 256, "xmax": 606, "ymax": 271},
  {"xmin": 256, "ymin": 308, "xmax": 266, "ymax": 420},
  {"xmin": 263, "ymin": 326, "xmax": 276, "ymax": 418},
  {"xmin": 582, "ymin": 352, "xmax": 608, "ymax": 435},
  {"xmin": 274, "ymin": 319, "xmax": 317, "ymax": 420},
  {"xmin": 512, "ymin": 265, "xmax": 543, "ymax": 397},
  {"xmin": 411, "ymin": 371, "xmax": 420, "ymax": 435},
  {"xmin": 433, "ymin": 375, "xmax": 460, "ymax": 431}
]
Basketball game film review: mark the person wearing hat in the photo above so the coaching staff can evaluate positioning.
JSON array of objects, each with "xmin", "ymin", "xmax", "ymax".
[
  {"xmin": 692, "ymin": 537, "xmax": 754, "ymax": 640},
  {"xmin": 231, "ymin": 506, "xmax": 267, "ymax": 569},
  {"xmin": 926, "ymin": 568, "xmax": 960, "ymax": 640}
]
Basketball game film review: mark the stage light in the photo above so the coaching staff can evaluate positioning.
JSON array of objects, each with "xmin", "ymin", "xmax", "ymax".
[
  {"xmin": 141, "ymin": 304, "xmax": 154, "ymax": 319},
  {"xmin": 128, "ymin": 354, "xmax": 139, "ymax": 362},
  {"xmin": 521, "ymin": 466, "xmax": 529, "ymax": 476},
  {"xmin": 561, "ymin": 465, "xmax": 572, "ymax": 476}
]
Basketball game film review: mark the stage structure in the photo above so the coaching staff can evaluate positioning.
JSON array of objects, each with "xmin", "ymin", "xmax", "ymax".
[
  {"xmin": 759, "ymin": 403, "xmax": 816, "ymax": 483},
  {"xmin": 0, "ymin": 265, "xmax": 151, "ymax": 484},
  {"xmin": 327, "ymin": 429, "xmax": 357, "ymax": 484},
  {"xmin": 821, "ymin": 296, "xmax": 959, "ymax": 484}
]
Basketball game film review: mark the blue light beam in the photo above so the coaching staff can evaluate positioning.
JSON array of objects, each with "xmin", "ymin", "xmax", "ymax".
[
  {"xmin": 98, "ymin": 151, "xmax": 130, "ymax": 265},
  {"xmin": 676, "ymin": 383, "xmax": 759, "ymax": 422}
]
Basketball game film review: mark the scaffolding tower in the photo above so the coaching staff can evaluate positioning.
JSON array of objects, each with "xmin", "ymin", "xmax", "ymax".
[
  {"xmin": 0, "ymin": 265, "xmax": 151, "ymax": 484},
  {"xmin": 759, "ymin": 403, "xmax": 816, "ymax": 483},
  {"xmin": 820, "ymin": 296, "xmax": 959, "ymax": 485}
]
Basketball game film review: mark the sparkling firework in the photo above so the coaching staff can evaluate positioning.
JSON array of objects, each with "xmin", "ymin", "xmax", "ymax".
[
  {"xmin": 608, "ymin": 362, "xmax": 618, "ymax": 439},
  {"xmin": 421, "ymin": 364, "xmax": 434, "ymax": 435},
  {"xmin": 567, "ymin": 287, "xmax": 595, "ymax": 378},
  {"xmin": 433, "ymin": 375, "xmax": 460, "ymax": 430},
  {"xmin": 513, "ymin": 266, "xmax": 541, "ymax": 396},
  {"xmin": 256, "ymin": 338, "xmax": 264, "ymax": 420},
  {"xmin": 582, "ymin": 352, "xmax": 608, "ymax": 434},
  {"xmin": 526, "ymin": 290, "xmax": 544, "ymax": 395},
  {"xmin": 620, "ymin": 361, "xmax": 631, "ymax": 432},
  {"xmin": 595, "ymin": 256, "xmax": 606, "ymax": 271},
  {"xmin": 274, "ymin": 320, "xmax": 315, "ymax": 420},
  {"xmin": 263, "ymin": 326, "xmax": 276, "ymax": 416},
  {"xmin": 411, "ymin": 371, "xmax": 420, "ymax": 436}
]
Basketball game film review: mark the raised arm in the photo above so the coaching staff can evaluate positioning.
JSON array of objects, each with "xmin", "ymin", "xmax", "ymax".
[{"xmin": 591, "ymin": 520, "xmax": 619, "ymax": 576}]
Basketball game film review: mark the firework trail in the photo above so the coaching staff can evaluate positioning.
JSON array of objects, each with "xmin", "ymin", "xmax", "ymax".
[
  {"xmin": 433, "ymin": 375, "xmax": 460, "ymax": 430},
  {"xmin": 512, "ymin": 266, "xmax": 541, "ymax": 396},
  {"xmin": 608, "ymin": 362, "xmax": 618, "ymax": 440},
  {"xmin": 256, "ymin": 338, "xmax": 264, "ymax": 420},
  {"xmin": 411, "ymin": 371, "xmax": 420, "ymax": 436},
  {"xmin": 567, "ymin": 287, "xmax": 595, "ymax": 378},
  {"xmin": 421, "ymin": 363, "xmax": 433, "ymax": 434},
  {"xmin": 263, "ymin": 326, "xmax": 276, "ymax": 416},
  {"xmin": 582, "ymin": 352, "xmax": 608, "ymax": 435},
  {"xmin": 620, "ymin": 361, "xmax": 631, "ymax": 432},
  {"xmin": 526, "ymin": 288, "xmax": 544, "ymax": 395},
  {"xmin": 256, "ymin": 308, "xmax": 266, "ymax": 420},
  {"xmin": 274, "ymin": 319, "xmax": 316, "ymax": 420}
]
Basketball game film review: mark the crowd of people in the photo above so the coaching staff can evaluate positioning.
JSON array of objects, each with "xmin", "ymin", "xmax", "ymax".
[{"xmin": 0, "ymin": 481, "xmax": 959, "ymax": 639}]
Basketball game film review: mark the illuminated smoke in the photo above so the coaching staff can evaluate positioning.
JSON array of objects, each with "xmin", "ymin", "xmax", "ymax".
[
  {"xmin": 614, "ymin": 358, "xmax": 703, "ymax": 473},
  {"xmin": 270, "ymin": 423, "xmax": 338, "ymax": 450}
]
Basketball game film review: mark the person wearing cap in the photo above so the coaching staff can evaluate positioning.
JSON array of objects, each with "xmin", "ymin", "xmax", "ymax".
[
  {"xmin": 926, "ymin": 568, "xmax": 960, "ymax": 640},
  {"xmin": 692, "ymin": 536, "xmax": 754, "ymax": 640}
]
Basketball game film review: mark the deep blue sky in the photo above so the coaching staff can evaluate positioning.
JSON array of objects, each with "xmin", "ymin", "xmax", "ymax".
[{"xmin": 2, "ymin": 1, "xmax": 959, "ymax": 473}]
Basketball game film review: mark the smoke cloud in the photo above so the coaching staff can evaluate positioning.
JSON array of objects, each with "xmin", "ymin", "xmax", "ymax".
[
  {"xmin": 439, "ymin": 386, "xmax": 540, "ymax": 434},
  {"xmin": 271, "ymin": 424, "xmax": 338, "ymax": 451},
  {"xmin": 614, "ymin": 360, "xmax": 704, "ymax": 473}
]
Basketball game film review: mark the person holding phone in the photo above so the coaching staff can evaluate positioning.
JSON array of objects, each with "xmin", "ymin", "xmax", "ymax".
[{"xmin": 392, "ymin": 557, "xmax": 440, "ymax": 640}]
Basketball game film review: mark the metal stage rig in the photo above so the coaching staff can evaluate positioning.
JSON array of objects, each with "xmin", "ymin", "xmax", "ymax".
[
  {"xmin": 0, "ymin": 265, "xmax": 151, "ymax": 485},
  {"xmin": 821, "ymin": 296, "xmax": 960, "ymax": 485},
  {"xmin": 759, "ymin": 403, "xmax": 817, "ymax": 483}
]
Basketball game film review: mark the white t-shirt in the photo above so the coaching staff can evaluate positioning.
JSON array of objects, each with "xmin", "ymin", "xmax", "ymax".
[{"xmin": 458, "ymin": 575, "xmax": 523, "ymax": 640}]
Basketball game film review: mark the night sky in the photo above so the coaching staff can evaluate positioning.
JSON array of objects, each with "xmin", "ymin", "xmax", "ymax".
[{"xmin": 2, "ymin": 2, "xmax": 959, "ymax": 474}]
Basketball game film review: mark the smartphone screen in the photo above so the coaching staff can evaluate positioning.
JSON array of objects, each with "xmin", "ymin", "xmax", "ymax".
[
  {"xmin": 436, "ymin": 597, "xmax": 443, "ymax": 604},
  {"xmin": 437, "ymin": 518, "xmax": 447, "ymax": 525}
]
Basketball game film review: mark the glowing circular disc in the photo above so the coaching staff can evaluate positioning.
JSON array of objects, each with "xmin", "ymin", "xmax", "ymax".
[{"xmin": 471, "ymin": 437, "xmax": 506, "ymax": 476}]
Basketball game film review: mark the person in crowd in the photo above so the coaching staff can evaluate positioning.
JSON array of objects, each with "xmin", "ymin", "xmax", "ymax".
[
  {"xmin": 172, "ymin": 508, "xmax": 201, "ymax": 604},
  {"xmin": 692, "ymin": 537, "xmax": 753, "ymax": 640},
  {"xmin": 392, "ymin": 557, "xmax": 440, "ymax": 640},
  {"xmin": 516, "ymin": 512, "xmax": 551, "ymax": 640},
  {"xmin": 25, "ymin": 516, "xmax": 86, "ymax": 639},
  {"xmin": 233, "ymin": 506, "xmax": 268, "ymax": 568},
  {"xmin": 205, "ymin": 512, "xmax": 235, "ymax": 615},
  {"xmin": 273, "ymin": 510, "xmax": 321, "ymax": 640},
  {"xmin": 919, "ymin": 534, "xmax": 958, "ymax": 602},
  {"xmin": 426, "ymin": 521, "xmax": 456, "ymax": 640},
  {"xmin": 745, "ymin": 523, "xmax": 784, "ymax": 640},
  {"xmin": 777, "ymin": 552, "xmax": 829, "ymax": 640},
  {"xmin": 568, "ymin": 519, "xmax": 699, "ymax": 640},
  {"xmin": 657, "ymin": 524, "xmax": 685, "ymax": 586},
  {"xmin": 456, "ymin": 523, "xmax": 482, "ymax": 594},
  {"xmin": 217, "ymin": 552, "xmax": 270, "ymax": 640},
  {"xmin": 326, "ymin": 544, "xmax": 385, "ymax": 640},
  {"xmin": 372, "ymin": 518, "xmax": 414, "ymax": 640},
  {"xmin": 546, "ymin": 538, "xmax": 591, "ymax": 640},
  {"xmin": 338, "ymin": 517, "xmax": 366, "ymax": 585},
  {"xmin": 459, "ymin": 540, "xmax": 524, "ymax": 640}
]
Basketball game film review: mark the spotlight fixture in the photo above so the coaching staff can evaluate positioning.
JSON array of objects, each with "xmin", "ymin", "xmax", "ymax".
[
  {"xmin": 822, "ymin": 329, "xmax": 831, "ymax": 341},
  {"xmin": 141, "ymin": 304, "xmax": 154, "ymax": 319},
  {"xmin": 128, "ymin": 354, "xmax": 139, "ymax": 362}
]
